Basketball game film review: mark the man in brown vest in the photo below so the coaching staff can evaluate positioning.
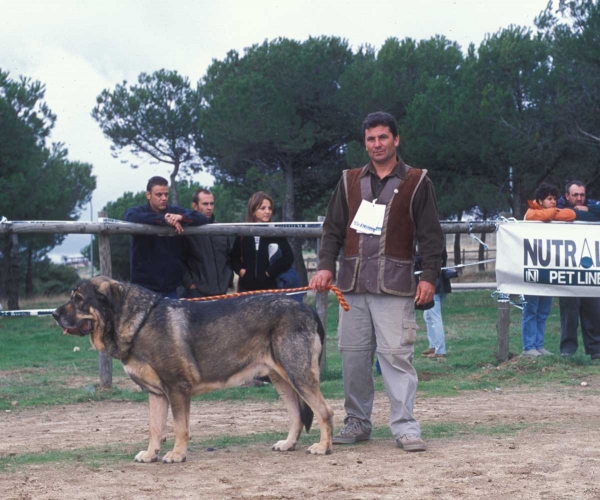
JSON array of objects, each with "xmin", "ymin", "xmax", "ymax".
[{"xmin": 310, "ymin": 111, "xmax": 444, "ymax": 452}]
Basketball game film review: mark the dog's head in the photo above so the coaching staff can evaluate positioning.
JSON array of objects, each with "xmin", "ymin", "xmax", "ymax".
[{"xmin": 53, "ymin": 276, "xmax": 124, "ymax": 338}]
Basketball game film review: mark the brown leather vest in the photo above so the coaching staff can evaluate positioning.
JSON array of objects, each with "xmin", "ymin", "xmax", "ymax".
[{"xmin": 336, "ymin": 164, "xmax": 427, "ymax": 296}]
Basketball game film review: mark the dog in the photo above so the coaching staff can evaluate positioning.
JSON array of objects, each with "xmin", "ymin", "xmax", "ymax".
[{"xmin": 53, "ymin": 276, "xmax": 334, "ymax": 463}]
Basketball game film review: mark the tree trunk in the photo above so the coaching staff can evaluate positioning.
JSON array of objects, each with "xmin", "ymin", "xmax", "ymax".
[
  {"xmin": 282, "ymin": 157, "xmax": 307, "ymax": 284},
  {"xmin": 169, "ymin": 159, "xmax": 180, "ymax": 206},
  {"xmin": 7, "ymin": 234, "xmax": 19, "ymax": 310},
  {"xmin": 283, "ymin": 156, "xmax": 295, "ymax": 222},
  {"xmin": 25, "ymin": 243, "xmax": 34, "ymax": 296},
  {"xmin": 453, "ymin": 233, "xmax": 462, "ymax": 274}
]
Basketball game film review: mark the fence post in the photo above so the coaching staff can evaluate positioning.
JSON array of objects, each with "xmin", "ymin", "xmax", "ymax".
[
  {"xmin": 316, "ymin": 216, "xmax": 327, "ymax": 375},
  {"xmin": 97, "ymin": 211, "xmax": 113, "ymax": 388},
  {"xmin": 496, "ymin": 293, "xmax": 510, "ymax": 362}
]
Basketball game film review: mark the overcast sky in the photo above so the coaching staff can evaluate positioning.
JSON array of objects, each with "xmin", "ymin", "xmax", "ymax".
[{"xmin": 0, "ymin": 0, "xmax": 551, "ymax": 257}]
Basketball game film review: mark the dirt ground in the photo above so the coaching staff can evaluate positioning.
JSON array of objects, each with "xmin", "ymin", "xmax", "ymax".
[{"xmin": 1, "ymin": 378, "xmax": 600, "ymax": 500}]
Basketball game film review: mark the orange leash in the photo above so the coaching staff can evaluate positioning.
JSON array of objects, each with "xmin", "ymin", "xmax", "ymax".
[{"xmin": 182, "ymin": 285, "xmax": 350, "ymax": 311}]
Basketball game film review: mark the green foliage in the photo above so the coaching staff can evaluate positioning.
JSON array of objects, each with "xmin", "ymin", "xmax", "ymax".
[
  {"xmin": 30, "ymin": 258, "xmax": 81, "ymax": 295},
  {"xmin": 199, "ymin": 37, "xmax": 355, "ymax": 222},
  {"xmin": 92, "ymin": 69, "xmax": 202, "ymax": 205},
  {"xmin": 0, "ymin": 70, "xmax": 96, "ymax": 299},
  {"xmin": 2, "ymin": 291, "xmax": 599, "ymax": 412}
]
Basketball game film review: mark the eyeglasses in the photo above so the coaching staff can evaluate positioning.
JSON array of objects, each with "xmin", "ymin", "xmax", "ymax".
[{"xmin": 569, "ymin": 193, "xmax": 585, "ymax": 198}]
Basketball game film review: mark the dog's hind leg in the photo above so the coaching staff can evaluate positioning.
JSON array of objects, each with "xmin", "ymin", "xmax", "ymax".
[
  {"xmin": 270, "ymin": 372, "xmax": 303, "ymax": 452},
  {"xmin": 162, "ymin": 391, "xmax": 191, "ymax": 463},
  {"xmin": 135, "ymin": 392, "xmax": 169, "ymax": 463}
]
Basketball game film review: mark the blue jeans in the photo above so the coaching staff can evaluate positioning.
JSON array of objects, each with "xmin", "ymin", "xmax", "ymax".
[
  {"xmin": 423, "ymin": 294, "xmax": 446, "ymax": 355},
  {"xmin": 521, "ymin": 295, "xmax": 552, "ymax": 351}
]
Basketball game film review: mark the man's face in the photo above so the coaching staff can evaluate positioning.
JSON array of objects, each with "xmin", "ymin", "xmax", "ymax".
[
  {"xmin": 193, "ymin": 192, "xmax": 215, "ymax": 218},
  {"xmin": 364, "ymin": 125, "xmax": 399, "ymax": 166},
  {"xmin": 146, "ymin": 184, "xmax": 169, "ymax": 213},
  {"xmin": 565, "ymin": 184, "xmax": 586, "ymax": 207}
]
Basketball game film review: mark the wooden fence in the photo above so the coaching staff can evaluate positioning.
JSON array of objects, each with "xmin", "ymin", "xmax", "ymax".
[{"xmin": 1, "ymin": 217, "xmax": 506, "ymax": 387}]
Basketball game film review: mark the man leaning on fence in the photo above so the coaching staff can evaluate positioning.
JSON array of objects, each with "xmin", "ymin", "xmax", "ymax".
[
  {"xmin": 309, "ymin": 111, "xmax": 444, "ymax": 452},
  {"xmin": 182, "ymin": 188, "xmax": 233, "ymax": 298},
  {"xmin": 556, "ymin": 181, "xmax": 600, "ymax": 360},
  {"xmin": 124, "ymin": 176, "xmax": 208, "ymax": 299}
]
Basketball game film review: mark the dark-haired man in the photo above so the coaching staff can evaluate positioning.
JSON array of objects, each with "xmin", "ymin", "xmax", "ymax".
[
  {"xmin": 556, "ymin": 181, "xmax": 600, "ymax": 360},
  {"xmin": 310, "ymin": 111, "xmax": 444, "ymax": 452},
  {"xmin": 124, "ymin": 176, "xmax": 208, "ymax": 298},
  {"xmin": 183, "ymin": 189, "xmax": 233, "ymax": 297}
]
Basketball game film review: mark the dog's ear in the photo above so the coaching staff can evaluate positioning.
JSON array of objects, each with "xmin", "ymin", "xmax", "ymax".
[{"xmin": 96, "ymin": 279, "xmax": 124, "ymax": 308}]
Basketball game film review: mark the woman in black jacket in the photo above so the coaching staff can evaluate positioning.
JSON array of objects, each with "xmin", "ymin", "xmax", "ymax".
[{"xmin": 230, "ymin": 191, "xmax": 294, "ymax": 292}]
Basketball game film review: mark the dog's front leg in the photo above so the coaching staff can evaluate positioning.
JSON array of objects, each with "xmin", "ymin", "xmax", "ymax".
[
  {"xmin": 162, "ymin": 392, "xmax": 191, "ymax": 463},
  {"xmin": 135, "ymin": 392, "xmax": 169, "ymax": 463}
]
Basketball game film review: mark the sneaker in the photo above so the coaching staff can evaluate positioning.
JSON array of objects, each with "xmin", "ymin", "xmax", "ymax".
[
  {"xmin": 396, "ymin": 434, "xmax": 427, "ymax": 452},
  {"xmin": 421, "ymin": 348, "xmax": 435, "ymax": 356},
  {"xmin": 522, "ymin": 349, "xmax": 541, "ymax": 357},
  {"xmin": 560, "ymin": 352, "xmax": 573, "ymax": 358},
  {"xmin": 591, "ymin": 353, "xmax": 600, "ymax": 361},
  {"xmin": 537, "ymin": 348, "xmax": 554, "ymax": 356},
  {"xmin": 332, "ymin": 417, "xmax": 370, "ymax": 444}
]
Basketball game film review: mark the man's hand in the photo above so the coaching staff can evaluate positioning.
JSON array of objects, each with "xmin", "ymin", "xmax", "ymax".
[
  {"xmin": 414, "ymin": 280, "xmax": 435, "ymax": 306},
  {"xmin": 165, "ymin": 213, "xmax": 184, "ymax": 234},
  {"xmin": 574, "ymin": 205, "xmax": 589, "ymax": 212},
  {"xmin": 309, "ymin": 270, "xmax": 333, "ymax": 292}
]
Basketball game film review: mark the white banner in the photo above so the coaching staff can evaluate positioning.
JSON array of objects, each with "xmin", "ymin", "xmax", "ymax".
[{"xmin": 496, "ymin": 221, "xmax": 600, "ymax": 297}]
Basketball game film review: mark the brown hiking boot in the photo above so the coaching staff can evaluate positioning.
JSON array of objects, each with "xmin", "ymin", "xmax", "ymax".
[{"xmin": 421, "ymin": 348, "xmax": 435, "ymax": 356}]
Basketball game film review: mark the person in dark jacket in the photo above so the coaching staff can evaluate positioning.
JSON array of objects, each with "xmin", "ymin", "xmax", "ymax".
[
  {"xmin": 230, "ymin": 191, "xmax": 294, "ymax": 292},
  {"xmin": 124, "ymin": 176, "xmax": 208, "ymax": 298},
  {"xmin": 555, "ymin": 181, "xmax": 600, "ymax": 360},
  {"xmin": 183, "ymin": 188, "xmax": 233, "ymax": 297}
]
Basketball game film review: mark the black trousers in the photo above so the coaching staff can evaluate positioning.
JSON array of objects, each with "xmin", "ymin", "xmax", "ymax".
[{"xmin": 559, "ymin": 297, "xmax": 600, "ymax": 355}]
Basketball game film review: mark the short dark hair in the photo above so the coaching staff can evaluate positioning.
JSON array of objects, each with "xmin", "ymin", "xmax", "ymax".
[
  {"xmin": 246, "ymin": 191, "xmax": 274, "ymax": 222},
  {"xmin": 146, "ymin": 176, "xmax": 168, "ymax": 192},
  {"xmin": 192, "ymin": 188, "xmax": 212, "ymax": 204},
  {"xmin": 535, "ymin": 182, "xmax": 558, "ymax": 203},
  {"xmin": 362, "ymin": 111, "xmax": 399, "ymax": 140},
  {"xmin": 565, "ymin": 180, "xmax": 585, "ymax": 194}
]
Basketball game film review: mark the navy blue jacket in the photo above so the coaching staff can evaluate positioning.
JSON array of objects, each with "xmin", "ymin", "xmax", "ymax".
[
  {"xmin": 557, "ymin": 195, "xmax": 600, "ymax": 221},
  {"xmin": 124, "ymin": 203, "xmax": 208, "ymax": 293}
]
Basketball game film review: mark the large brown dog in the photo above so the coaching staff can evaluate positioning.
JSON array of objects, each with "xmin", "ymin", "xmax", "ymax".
[{"xmin": 53, "ymin": 276, "xmax": 333, "ymax": 463}]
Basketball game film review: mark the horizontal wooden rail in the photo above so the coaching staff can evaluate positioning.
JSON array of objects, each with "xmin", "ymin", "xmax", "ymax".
[{"xmin": 0, "ymin": 220, "xmax": 500, "ymax": 237}]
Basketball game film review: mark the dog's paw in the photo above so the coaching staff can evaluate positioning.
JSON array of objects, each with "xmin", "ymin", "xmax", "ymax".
[
  {"xmin": 271, "ymin": 440, "xmax": 297, "ymax": 452},
  {"xmin": 134, "ymin": 450, "xmax": 159, "ymax": 463},
  {"xmin": 306, "ymin": 443, "xmax": 332, "ymax": 455},
  {"xmin": 162, "ymin": 451, "xmax": 187, "ymax": 463}
]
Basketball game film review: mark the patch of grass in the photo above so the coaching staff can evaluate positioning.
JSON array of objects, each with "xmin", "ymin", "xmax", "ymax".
[
  {"xmin": 0, "ymin": 420, "xmax": 531, "ymax": 473},
  {"xmin": 2, "ymin": 291, "xmax": 599, "ymax": 411}
]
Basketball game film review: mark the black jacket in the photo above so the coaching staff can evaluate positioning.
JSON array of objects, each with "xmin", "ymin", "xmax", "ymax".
[
  {"xmin": 183, "ymin": 217, "xmax": 233, "ymax": 297},
  {"xmin": 124, "ymin": 203, "xmax": 207, "ymax": 293},
  {"xmin": 230, "ymin": 236, "xmax": 294, "ymax": 291}
]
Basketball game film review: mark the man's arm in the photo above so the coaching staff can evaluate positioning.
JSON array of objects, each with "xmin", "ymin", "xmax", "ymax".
[
  {"xmin": 124, "ymin": 205, "xmax": 164, "ymax": 225},
  {"xmin": 412, "ymin": 176, "xmax": 444, "ymax": 287},
  {"xmin": 310, "ymin": 178, "xmax": 347, "ymax": 291}
]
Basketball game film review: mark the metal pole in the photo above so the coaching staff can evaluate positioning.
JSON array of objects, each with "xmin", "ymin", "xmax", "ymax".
[
  {"xmin": 97, "ymin": 210, "xmax": 112, "ymax": 388},
  {"xmin": 496, "ymin": 293, "xmax": 510, "ymax": 362}
]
